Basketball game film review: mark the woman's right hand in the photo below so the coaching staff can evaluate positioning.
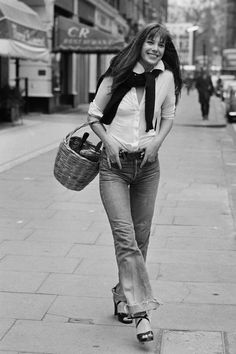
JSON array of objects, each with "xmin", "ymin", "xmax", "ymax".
[{"xmin": 104, "ymin": 135, "xmax": 122, "ymax": 169}]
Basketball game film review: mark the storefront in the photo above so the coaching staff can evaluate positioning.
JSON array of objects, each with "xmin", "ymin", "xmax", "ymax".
[
  {"xmin": 53, "ymin": 15, "xmax": 125, "ymax": 104},
  {"xmin": 0, "ymin": 0, "xmax": 50, "ymax": 114},
  {"xmin": 0, "ymin": 0, "xmax": 49, "ymax": 61},
  {"xmin": 0, "ymin": 0, "xmax": 49, "ymax": 81}
]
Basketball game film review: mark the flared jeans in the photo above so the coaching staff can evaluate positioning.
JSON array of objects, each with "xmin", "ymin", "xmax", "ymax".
[{"xmin": 99, "ymin": 151, "xmax": 161, "ymax": 315}]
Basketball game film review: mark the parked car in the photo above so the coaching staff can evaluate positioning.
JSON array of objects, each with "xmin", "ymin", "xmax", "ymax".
[
  {"xmin": 225, "ymin": 81, "xmax": 236, "ymax": 123},
  {"xmin": 213, "ymin": 75, "xmax": 235, "ymax": 100},
  {"xmin": 220, "ymin": 75, "xmax": 236, "ymax": 101}
]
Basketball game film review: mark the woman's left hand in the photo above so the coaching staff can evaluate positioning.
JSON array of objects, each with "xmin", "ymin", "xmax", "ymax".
[{"xmin": 140, "ymin": 140, "xmax": 161, "ymax": 168}]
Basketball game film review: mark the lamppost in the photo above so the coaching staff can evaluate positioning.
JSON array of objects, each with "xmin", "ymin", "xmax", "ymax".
[
  {"xmin": 202, "ymin": 41, "xmax": 206, "ymax": 68},
  {"xmin": 187, "ymin": 25, "xmax": 199, "ymax": 66}
]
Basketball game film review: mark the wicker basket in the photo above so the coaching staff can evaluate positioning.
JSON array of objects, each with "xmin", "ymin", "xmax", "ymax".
[{"xmin": 54, "ymin": 123, "xmax": 102, "ymax": 191}]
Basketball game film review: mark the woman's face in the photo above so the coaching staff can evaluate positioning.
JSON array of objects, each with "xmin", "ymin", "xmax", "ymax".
[{"xmin": 140, "ymin": 34, "xmax": 165, "ymax": 71}]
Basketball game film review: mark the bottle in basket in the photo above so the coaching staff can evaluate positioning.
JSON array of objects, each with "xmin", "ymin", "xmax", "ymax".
[{"xmin": 80, "ymin": 140, "xmax": 102, "ymax": 162}]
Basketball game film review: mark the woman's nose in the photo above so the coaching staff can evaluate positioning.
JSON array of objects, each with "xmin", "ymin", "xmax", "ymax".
[
  {"xmin": 152, "ymin": 42, "xmax": 159, "ymax": 51},
  {"xmin": 151, "ymin": 45, "xmax": 158, "ymax": 53}
]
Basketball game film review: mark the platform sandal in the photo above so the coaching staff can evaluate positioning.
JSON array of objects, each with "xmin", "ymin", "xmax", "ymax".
[
  {"xmin": 112, "ymin": 287, "xmax": 133, "ymax": 324},
  {"xmin": 135, "ymin": 312, "xmax": 154, "ymax": 343}
]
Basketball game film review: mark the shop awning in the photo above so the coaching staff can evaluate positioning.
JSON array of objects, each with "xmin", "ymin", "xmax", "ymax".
[
  {"xmin": 54, "ymin": 16, "xmax": 125, "ymax": 54},
  {"xmin": 0, "ymin": 0, "xmax": 49, "ymax": 61}
]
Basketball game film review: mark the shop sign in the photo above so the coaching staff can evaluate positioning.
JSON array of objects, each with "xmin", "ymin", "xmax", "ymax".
[
  {"xmin": 0, "ymin": 19, "xmax": 47, "ymax": 47},
  {"xmin": 54, "ymin": 16, "xmax": 124, "ymax": 53}
]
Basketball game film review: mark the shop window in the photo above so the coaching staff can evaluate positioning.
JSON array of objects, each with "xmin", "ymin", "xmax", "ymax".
[{"xmin": 52, "ymin": 53, "xmax": 61, "ymax": 93}]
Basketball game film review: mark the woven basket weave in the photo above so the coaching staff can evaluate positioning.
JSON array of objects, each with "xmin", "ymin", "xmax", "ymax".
[{"xmin": 54, "ymin": 123, "xmax": 101, "ymax": 191}]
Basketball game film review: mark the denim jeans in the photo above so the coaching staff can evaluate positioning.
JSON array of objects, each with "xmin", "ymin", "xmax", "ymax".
[{"xmin": 99, "ymin": 151, "xmax": 161, "ymax": 315}]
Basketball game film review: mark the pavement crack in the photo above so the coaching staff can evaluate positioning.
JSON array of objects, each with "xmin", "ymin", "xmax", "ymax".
[
  {"xmin": 68, "ymin": 317, "xmax": 95, "ymax": 325},
  {"xmin": 180, "ymin": 283, "xmax": 192, "ymax": 303}
]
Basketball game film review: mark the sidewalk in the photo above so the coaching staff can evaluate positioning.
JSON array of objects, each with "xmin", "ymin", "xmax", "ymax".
[
  {"xmin": 0, "ymin": 111, "xmax": 86, "ymax": 173},
  {"xmin": 0, "ymin": 90, "xmax": 236, "ymax": 353}
]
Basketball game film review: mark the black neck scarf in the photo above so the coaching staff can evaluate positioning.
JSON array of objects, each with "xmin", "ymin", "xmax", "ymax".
[{"xmin": 100, "ymin": 69, "xmax": 162, "ymax": 132}]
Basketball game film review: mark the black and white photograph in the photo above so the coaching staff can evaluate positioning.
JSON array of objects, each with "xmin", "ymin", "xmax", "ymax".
[{"xmin": 0, "ymin": 0, "xmax": 236, "ymax": 353}]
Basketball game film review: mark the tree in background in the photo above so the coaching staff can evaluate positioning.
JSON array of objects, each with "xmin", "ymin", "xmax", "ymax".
[{"xmin": 168, "ymin": 0, "xmax": 224, "ymax": 69}]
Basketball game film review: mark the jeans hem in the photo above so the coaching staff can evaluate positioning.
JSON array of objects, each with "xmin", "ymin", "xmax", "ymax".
[{"xmin": 125, "ymin": 298, "xmax": 163, "ymax": 315}]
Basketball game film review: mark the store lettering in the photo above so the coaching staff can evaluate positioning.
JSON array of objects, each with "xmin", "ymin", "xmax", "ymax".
[
  {"xmin": 63, "ymin": 38, "xmax": 111, "ymax": 46},
  {"xmin": 68, "ymin": 26, "xmax": 90, "ymax": 38}
]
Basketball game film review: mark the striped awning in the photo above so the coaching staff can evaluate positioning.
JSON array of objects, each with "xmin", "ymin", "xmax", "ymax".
[{"xmin": 0, "ymin": 0, "xmax": 49, "ymax": 61}]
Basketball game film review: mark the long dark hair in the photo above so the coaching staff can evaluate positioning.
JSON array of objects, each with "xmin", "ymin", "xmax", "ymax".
[{"xmin": 104, "ymin": 23, "xmax": 182, "ymax": 103}]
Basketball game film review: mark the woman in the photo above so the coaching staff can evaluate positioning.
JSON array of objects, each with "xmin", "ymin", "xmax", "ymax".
[{"xmin": 87, "ymin": 23, "xmax": 182, "ymax": 343}]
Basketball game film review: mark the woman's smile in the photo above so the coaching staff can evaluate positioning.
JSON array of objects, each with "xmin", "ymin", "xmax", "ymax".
[{"xmin": 140, "ymin": 34, "xmax": 165, "ymax": 70}]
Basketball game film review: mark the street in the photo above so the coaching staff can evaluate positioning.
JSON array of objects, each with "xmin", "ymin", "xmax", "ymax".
[{"xmin": 0, "ymin": 89, "xmax": 236, "ymax": 353}]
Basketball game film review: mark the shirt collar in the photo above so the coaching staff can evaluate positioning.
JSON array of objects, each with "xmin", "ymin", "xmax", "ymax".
[{"xmin": 133, "ymin": 60, "xmax": 165, "ymax": 74}]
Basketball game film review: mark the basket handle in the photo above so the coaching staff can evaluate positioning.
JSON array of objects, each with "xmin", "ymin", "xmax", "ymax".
[{"xmin": 65, "ymin": 119, "xmax": 98, "ymax": 144}]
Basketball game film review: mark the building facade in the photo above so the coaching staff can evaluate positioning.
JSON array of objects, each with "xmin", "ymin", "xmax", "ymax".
[
  {"xmin": 1, "ymin": 0, "xmax": 166, "ymax": 114},
  {"xmin": 225, "ymin": 0, "xmax": 236, "ymax": 49},
  {"xmin": 192, "ymin": 0, "xmax": 236, "ymax": 72}
]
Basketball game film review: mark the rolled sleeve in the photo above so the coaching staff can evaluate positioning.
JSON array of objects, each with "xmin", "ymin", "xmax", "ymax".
[
  {"xmin": 87, "ymin": 76, "xmax": 112, "ymax": 124},
  {"xmin": 88, "ymin": 101, "xmax": 103, "ymax": 123},
  {"xmin": 161, "ymin": 73, "xmax": 176, "ymax": 120}
]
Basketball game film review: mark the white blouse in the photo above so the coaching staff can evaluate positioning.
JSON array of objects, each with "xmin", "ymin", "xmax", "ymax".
[{"xmin": 88, "ymin": 60, "xmax": 176, "ymax": 152}]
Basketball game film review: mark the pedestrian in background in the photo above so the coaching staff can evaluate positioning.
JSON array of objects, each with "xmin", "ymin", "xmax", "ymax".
[
  {"xmin": 195, "ymin": 68, "xmax": 214, "ymax": 120},
  {"xmin": 87, "ymin": 23, "xmax": 182, "ymax": 344},
  {"xmin": 184, "ymin": 74, "xmax": 193, "ymax": 95}
]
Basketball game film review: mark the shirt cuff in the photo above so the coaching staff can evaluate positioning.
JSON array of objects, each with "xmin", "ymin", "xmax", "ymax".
[{"xmin": 88, "ymin": 100, "xmax": 103, "ymax": 118}]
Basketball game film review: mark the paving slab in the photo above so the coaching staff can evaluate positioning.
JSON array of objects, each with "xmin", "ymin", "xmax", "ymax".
[
  {"xmin": 0, "ymin": 270, "xmax": 47, "ymax": 292},
  {"xmin": 0, "ymin": 207, "xmax": 55, "ymax": 220},
  {"xmin": 0, "ymin": 199, "xmax": 52, "ymax": 209},
  {"xmin": 37, "ymin": 273, "xmax": 115, "ymax": 298},
  {"xmin": 152, "ymin": 280, "xmax": 236, "ymax": 305},
  {"xmin": 67, "ymin": 244, "xmax": 115, "ymax": 259},
  {"xmin": 151, "ymin": 224, "xmax": 225, "ymax": 238},
  {"xmin": 46, "ymin": 295, "xmax": 116, "ymax": 326},
  {"xmin": 153, "ymin": 303, "xmax": 236, "ymax": 331},
  {"xmin": 224, "ymin": 332, "xmax": 236, "ymax": 354},
  {"xmin": 0, "ymin": 293, "xmax": 55, "ymax": 320},
  {"xmin": 0, "ymin": 218, "xmax": 29, "ymax": 229},
  {"xmin": 157, "ymin": 263, "xmax": 236, "ymax": 283},
  {"xmin": 0, "ymin": 255, "xmax": 80, "ymax": 273},
  {"xmin": 156, "ymin": 206, "xmax": 231, "ymax": 220},
  {"xmin": 0, "ymin": 228, "xmax": 33, "ymax": 242},
  {"xmin": 74, "ymin": 257, "xmax": 118, "ymax": 277},
  {"xmin": 0, "ymin": 320, "xmax": 157, "ymax": 354},
  {"xmin": 147, "ymin": 249, "xmax": 236, "ymax": 266},
  {"xmin": 160, "ymin": 330, "xmax": 224, "ymax": 354},
  {"xmin": 24, "ymin": 216, "xmax": 93, "ymax": 232},
  {"xmin": 164, "ymin": 236, "xmax": 236, "ymax": 250},
  {"xmin": 173, "ymin": 215, "xmax": 233, "ymax": 229},
  {"xmin": 43, "ymin": 313, "xmax": 68, "ymax": 323},
  {"xmin": 0, "ymin": 240, "xmax": 72, "ymax": 257},
  {"xmin": 177, "ymin": 199, "xmax": 230, "ymax": 210},
  {"xmin": 47, "ymin": 200, "xmax": 104, "ymax": 212},
  {"xmin": 27, "ymin": 229, "xmax": 100, "ymax": 245},
  {"xmin": 0, "ymin": 319, "xmax": 15, "ymax": 340}
]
